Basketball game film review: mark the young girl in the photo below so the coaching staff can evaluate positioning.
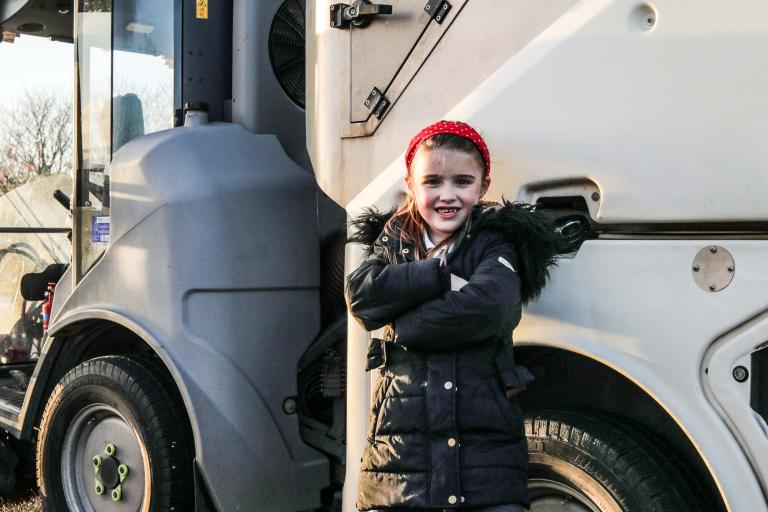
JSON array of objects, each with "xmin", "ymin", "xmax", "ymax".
[{"xmin": 346, "ymin": 121, "xmax": 559, "ymax": 512}]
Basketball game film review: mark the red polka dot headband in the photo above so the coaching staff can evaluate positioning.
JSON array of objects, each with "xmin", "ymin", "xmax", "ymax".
[{"xmin": 404, "ymin": 120, "xmax": 491, "ymax": 178}]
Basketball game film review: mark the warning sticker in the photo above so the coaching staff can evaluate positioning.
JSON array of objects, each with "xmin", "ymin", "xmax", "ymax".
[
  {"xmin": 92, "ymin": 215, "xmax": 110, "ymax": 243},
  {"xmin": 196, "ymin": 0, "xmax": 208, "ymax": 19}
]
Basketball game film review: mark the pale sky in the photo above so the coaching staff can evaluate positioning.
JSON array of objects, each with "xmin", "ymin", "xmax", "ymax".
[
  {"xmin": 0, "ymin": 34, "xmax": 73, "ymax": 104},
  {"xmin": 0, "ymin": 31, "xmax": 173, "ymax": 135}
]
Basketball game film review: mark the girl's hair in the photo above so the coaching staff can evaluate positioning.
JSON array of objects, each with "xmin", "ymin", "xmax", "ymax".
[{"xmin": 385, "ymin": 131, "xmax": 485, "ymax": 259}]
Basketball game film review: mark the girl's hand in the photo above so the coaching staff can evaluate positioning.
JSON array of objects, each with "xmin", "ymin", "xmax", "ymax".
[{"xmin": 450, "ymin": 273, "xmax": 469, "ymax": 291}]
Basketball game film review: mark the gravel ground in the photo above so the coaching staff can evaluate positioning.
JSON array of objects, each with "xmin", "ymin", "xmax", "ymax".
[{"xmin": 0, "ymin": 494, "xmax": 40, "ymax": 512}]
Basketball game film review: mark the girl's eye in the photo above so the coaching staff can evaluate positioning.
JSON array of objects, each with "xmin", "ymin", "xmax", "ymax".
[
  {"xmin": 424, "ymin": 178, "xmax": 441, "ymax": 186},
  {"xmin": 455, "ymin": 178, "xmax": 473, "ymax": 186}
]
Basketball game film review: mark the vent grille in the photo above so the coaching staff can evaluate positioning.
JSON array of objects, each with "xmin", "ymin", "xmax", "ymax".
[{"xmin": 268, "ymin": 0, "xmax": 306, "ymax": 108}]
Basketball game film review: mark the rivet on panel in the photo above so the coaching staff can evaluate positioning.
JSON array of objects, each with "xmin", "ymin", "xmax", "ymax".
[
  {"xmin": 630, "ymin": 4, "xmax": 657, "ymax": 32},
  {"xmin": 733, "ymin": 366, "xmax": 749, "ymax": 382}
]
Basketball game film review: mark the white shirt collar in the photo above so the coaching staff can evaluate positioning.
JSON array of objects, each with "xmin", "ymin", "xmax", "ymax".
[
  {"xmin": 423, "ymin": 229, "xmax": 436, "ymax": 251},
  {"xmin": 423, "ymin": 229, "xmax": 455, "ymax": 255}
]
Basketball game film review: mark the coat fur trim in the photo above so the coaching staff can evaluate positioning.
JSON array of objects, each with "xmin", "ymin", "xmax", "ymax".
[
  {"xmin": 347, "ymin": 208, "xmax": 394, "ymax": 253},
  {"xmin": 348, "ymin": 200, "xmax": 560, "ymax": 303}
]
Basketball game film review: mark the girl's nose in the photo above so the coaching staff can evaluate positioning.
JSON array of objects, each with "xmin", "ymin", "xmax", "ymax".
[{"xmin": 438, "ymin": 187, "xmax": 457, "ymax": 201}]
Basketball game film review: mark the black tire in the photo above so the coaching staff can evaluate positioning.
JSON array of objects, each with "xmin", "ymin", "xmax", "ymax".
[
  {"xmin": 36, "ymin": 356, "xmax": 194, "ymax": 511},
  {"xmin": 525, "ymin": 410, "xmax": 718, "ymax": 512}
]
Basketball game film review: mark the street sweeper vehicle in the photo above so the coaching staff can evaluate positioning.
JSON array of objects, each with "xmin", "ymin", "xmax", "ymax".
[{"xmin": 0, "ymin": 0, "xmax": 767, "ymax": 511}]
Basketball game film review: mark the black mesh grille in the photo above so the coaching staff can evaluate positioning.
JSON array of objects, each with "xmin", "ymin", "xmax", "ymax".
[
  {"xmin": 751, "ymin": 347, "xmax": 768, "ymax": 422},
  {"xmin": 268, "ymin": 0, "xmax": 306, "ymax": 109}
]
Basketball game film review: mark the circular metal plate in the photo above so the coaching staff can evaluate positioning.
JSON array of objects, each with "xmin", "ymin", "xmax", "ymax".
[
  {"xmin": 692, "ymin": 245, "xmax": 734, "ymax": 292},
  {"xmin": 62, "ymin": 404, "xmax": 149, "ymax": 512}
]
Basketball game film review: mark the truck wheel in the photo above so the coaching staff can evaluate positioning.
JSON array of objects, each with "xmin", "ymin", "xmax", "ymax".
[
  {"xmin": 36, "ymin": 356, "xmax": 193, "ymax": 511},
  {"xmin": 525, "ymin": 410, "xmax": 714, "ymax": 512}
]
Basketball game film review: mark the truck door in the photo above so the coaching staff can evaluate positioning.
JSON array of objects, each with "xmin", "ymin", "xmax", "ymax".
[
  {"xmin": 340, "ymin": 0, "xmax": 468, "ymax": 138},
  {"xmin": 74, "ymin": 0, "xmax": 177, "ymax": 281}
]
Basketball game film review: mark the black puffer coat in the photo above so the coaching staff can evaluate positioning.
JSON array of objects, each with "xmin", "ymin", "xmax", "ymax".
[{"xmin": 346, "ymin": 201, "xmax": 559, "ymax": 511}]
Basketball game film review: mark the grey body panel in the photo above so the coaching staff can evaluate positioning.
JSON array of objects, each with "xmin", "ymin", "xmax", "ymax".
[
  {"xmin": 45, "ymin": 124, "xmax": 329, "ymax": 511},
  {"xmin": 0, "ymin": 0, "xmax": 26, "ymax": 23},
  {"xmin": 232, "ymin": 0, "xmax": 312, "ymax": 171}
]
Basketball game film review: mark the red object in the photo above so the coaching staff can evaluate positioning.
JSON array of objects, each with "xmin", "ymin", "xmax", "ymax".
[
  {"xmin": 42, "ymin": 281, "xmax": 56, "ymax": 331},
  {"xmin": 404, "ymin": 120, "xmax": 491, "ymax": 178}
]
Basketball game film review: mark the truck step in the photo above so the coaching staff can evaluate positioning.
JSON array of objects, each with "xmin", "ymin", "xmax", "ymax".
[{"xmin": 0, "ymin": 379, "xmax": 25, "ymax": 417}]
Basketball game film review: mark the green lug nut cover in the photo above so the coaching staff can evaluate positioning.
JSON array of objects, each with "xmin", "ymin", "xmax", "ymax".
[
  {"xmin": 92, "ymin": 455, "xmax": 102, "ymax": 468},
  {"xmin": 105, "ymin": 443, "xmax": 116, "ymax": 456},
  {"xmin": 119, "ymin": 463, "xmax": 129, "ymax": 481},
  {"xmin": 112, "ymin": 485, "xmax": 122, "ymax": 501},
  {"xmin": 95, "ymin": 480, "xmax": 105, "ymax": 495}
]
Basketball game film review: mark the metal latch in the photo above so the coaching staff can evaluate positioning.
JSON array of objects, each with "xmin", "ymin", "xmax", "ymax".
[
  {"xmin": 424, "ymin": 0, "xmax": 452, "ymax": 24},
  {"xmin": 330, "ymin": 0, "xmax": 392, "ymax": 29},
  {"xmin": 364, "ymin": 87, "xmax": 390, "ymax": 120}
]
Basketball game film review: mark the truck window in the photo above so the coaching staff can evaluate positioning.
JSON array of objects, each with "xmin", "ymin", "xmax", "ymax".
[
  {"xmin": 112, "ymin": 0, "xmax": 177, "ymax": 152},
  {"xmin": 76, "ymin": 0, "xmax": 113, "ymax": 276},
  {"xmin": 0, "ymin": 35, "xmax": 73, "ymax": 364}
]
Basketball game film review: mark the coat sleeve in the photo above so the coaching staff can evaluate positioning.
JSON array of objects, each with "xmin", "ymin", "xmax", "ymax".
[
  {"xmin": 392, "ymin": 234, "xmax": 522, "ymax": 351},
  {"xmin": 345, "ymin": 255, "xmax": 451, "ymax": 331}
]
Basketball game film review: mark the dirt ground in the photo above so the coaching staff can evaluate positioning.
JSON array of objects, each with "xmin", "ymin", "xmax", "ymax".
[{"xmin": 0, "ymin": 494, "xmax": 40, "ymax": 512}]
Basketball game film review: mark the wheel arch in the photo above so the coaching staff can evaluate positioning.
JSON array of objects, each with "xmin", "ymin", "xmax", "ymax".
[
  {"xmin": 516, "ymin": 345, "xmax": 727, "ymax": 510},
  {"xmin": 21, "ymin": 311, "xmax": 197, "ymax": 452}
]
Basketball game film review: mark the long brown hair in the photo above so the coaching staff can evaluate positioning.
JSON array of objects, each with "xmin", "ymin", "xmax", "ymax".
[{"xmin": 384, "ymin": 130, "xmax": 485, "ymax": 259}]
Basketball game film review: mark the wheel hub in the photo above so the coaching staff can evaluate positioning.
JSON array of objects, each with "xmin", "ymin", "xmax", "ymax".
[
  {"xmin": 99, "ymin": 455, "xmax": 120, "ymax": 489},
  {"xmin": 61, "ymin": 405, "xmax": 148, "ymax": 511},
  {"xmin": 92, "ymin": 442, "xmax": 130, "ymax": 501},
  {"xmin": 528, "ymin": 479, "xmax": 602, "ymax": 512}
]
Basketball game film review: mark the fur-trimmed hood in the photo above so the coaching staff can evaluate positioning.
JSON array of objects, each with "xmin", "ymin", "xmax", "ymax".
[{"xmin": 348, "ymin": 200, "xmax": 560, "ymax": 303}]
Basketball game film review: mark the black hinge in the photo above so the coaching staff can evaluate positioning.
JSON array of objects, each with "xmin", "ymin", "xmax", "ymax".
[
  {"xmin": 364, "ymin": 87, "xmax": 391, "ymax": 120},
  {"xmin": 330, "ymin": 3, "xmax": 348, "ymax": 28},
  {"xmin": 424, "ymin": 0, "xmax": 452, "ymax": 24},
  {"xmin": 330, "ymin": 1, "xmax": 393, "ymax": 29}
]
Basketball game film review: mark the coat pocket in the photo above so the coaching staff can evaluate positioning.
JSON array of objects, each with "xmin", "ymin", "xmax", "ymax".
[
  {"xmin": 483, "ymin": 377, "xmax": 525, "ymax": 441},
  {"xmin": 494, "ymin": 349, "xmax": 535, "ymax": 397}
]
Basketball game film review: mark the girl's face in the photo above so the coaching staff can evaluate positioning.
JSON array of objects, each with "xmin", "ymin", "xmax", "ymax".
[{"xmin": 409, "ymin": 147, "xmax": 490, "ymax": 245}]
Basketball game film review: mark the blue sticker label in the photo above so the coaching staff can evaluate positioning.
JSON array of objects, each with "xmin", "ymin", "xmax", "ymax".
[{"xmin": 92, "ymin": 215, "xmax": 110, "ymax": 243}]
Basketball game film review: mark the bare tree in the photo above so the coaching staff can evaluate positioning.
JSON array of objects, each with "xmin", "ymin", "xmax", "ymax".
[{"xmin": 0, "ymin": 89, "xmax": 73, "ymax": 194}]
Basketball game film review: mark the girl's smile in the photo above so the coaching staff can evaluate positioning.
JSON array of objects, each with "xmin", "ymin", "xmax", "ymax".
[{"xmin": 409, "ymin": 147, "xmax": 490, "ymax": 245}]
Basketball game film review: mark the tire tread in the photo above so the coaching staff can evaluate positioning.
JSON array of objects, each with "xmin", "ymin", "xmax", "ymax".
[{"xmin": 526, "ymin": 410, "xmax": 721, "ymax": 512}]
